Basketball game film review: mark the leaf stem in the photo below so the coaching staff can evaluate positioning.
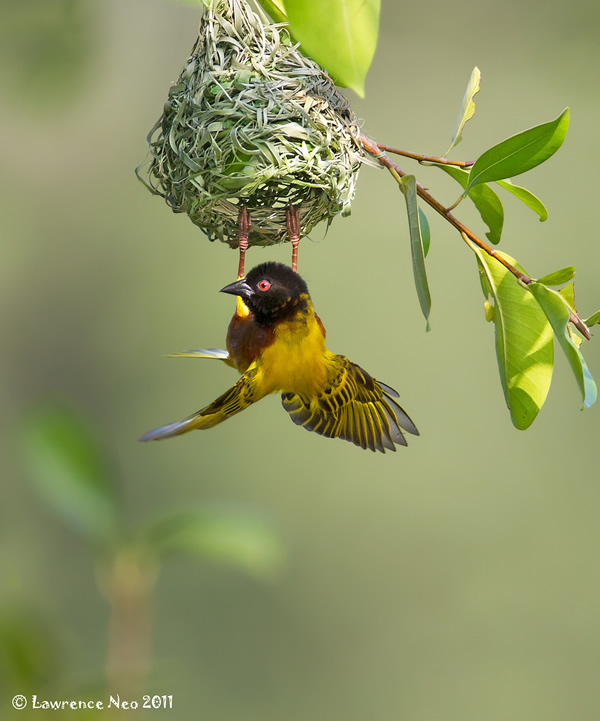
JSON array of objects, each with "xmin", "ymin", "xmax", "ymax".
[
  {"xmin": 445, "ymin": 195, "xmax": 464, "ymax": 212},
  {"xmin": 376, "ymin": 143, "xmax": 474, "ymax": 168}
]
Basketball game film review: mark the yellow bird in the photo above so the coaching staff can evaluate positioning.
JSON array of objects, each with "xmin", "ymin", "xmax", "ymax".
[{"xmin": 139, "ymin": 262, "xmax": 418, "ymax": 452}]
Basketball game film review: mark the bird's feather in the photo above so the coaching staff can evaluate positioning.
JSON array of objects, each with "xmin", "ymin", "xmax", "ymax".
[
  {"xmin": 165, "ymin": 348, "xmax": 231, "ymax": 362},
  {"xmin": 139, "ymin": 367, "xmax": 263, "ymax": 441},
  {"xmin": 281, "ymin": 355, "xmax": 418, "ymax": 453}
]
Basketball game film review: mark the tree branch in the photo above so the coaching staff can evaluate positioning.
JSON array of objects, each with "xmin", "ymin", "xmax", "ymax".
[{"xmin": 376, "ymin": 143, "xmax": 474, "ymax": 168}]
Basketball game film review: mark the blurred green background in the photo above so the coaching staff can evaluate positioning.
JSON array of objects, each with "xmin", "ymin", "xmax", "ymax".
[{"xmin": 2, "ymin": 0, "xmax": 600, "ymax": 718}]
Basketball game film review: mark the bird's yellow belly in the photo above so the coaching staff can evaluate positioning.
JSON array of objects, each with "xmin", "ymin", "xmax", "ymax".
[{"xmin": 259, "ymin": 320, "xmax": 328, "ymax": 397}]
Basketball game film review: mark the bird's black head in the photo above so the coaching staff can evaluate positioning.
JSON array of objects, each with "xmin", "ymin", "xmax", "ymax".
[{"xmin": 220, "ymin": 262, "xmax": 310, "ymax": 325}]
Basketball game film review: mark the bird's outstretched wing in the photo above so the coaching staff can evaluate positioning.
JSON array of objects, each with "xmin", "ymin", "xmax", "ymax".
[
  {"xmin": 139, "ymin": 367, "xmax": 264, "ymax": 441},
  {"xmin": 281, "ymin": 355, "xmax": 418, "ymax": 453}
]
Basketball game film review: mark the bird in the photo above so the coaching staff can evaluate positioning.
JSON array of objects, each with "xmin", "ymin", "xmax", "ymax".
[{"xmin": 139, "ymin": 262, "xmax": 419, "ymax": 452}]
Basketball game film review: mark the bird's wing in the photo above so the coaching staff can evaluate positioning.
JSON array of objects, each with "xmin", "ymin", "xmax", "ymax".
[
  {"xmin": 139, "ymin": 367, "xmax": 265, "ymax": 441},
  {"xmin": 281, "ymin": 355, "xmax": 419, "ymax": 453}
]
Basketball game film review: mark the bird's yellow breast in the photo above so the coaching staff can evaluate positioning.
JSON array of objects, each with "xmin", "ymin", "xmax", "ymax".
[{"xmin": 258, "ymin": 304, "xmax": 329, "ymax": 398}]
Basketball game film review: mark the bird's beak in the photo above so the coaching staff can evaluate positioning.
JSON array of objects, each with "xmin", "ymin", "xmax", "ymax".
[{"xmin": 220, "ymin": 277, "xmax": 253, "ymax": 300}]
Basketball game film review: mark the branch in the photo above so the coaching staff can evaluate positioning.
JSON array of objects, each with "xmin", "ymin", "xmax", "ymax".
[{"xmin": 376, "ymin": 143, "xmax": 474, "ymax": 168}]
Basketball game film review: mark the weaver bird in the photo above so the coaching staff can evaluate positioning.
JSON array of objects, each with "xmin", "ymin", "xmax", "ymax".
[
  {"xmin": 236, "ymin": 204, "xmax": 300, "ymax": 278},
  {"xmin": 139, "ymin": 262, "xmax": 418, "ymax": 452}
]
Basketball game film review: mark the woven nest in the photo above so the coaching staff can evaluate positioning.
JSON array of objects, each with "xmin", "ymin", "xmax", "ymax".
[{"xmin": 136, "ymin": 0, "xmax": 365, "ymax": 248}]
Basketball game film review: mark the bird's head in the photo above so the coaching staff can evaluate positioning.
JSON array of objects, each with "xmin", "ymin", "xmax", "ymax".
[{"xmin": 220, "ymin": 262, "xmax": 310, "ymax": 325}]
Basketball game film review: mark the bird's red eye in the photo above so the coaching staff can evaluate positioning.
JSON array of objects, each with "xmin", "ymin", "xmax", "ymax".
[{"xmin": 257, "ymin": 280, "xmax": 271, "ymax": 292}]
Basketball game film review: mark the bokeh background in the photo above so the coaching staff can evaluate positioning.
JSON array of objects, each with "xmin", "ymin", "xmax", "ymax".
[{"xmin": 2, "ymin": 0, "xmax": 600, "ymax": 718}]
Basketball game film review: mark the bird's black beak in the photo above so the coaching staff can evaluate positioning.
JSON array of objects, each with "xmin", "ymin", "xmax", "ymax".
[{"xmin": 220, "ymin": 277, "xmax": 253, "ymax": 300}]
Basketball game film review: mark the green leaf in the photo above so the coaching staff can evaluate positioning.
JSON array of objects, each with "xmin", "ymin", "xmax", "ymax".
[
  {"xmin": 527, "ymin": 283, "xmax": 597, "ymax": 409},
  {"xmin": 558, "ymin": 281, "xmax": 575, "ymax": 307},
  {"xmin": 495, "ymin": 179, "xmax": 548, "ymax": 221},
  {"xmin": 445, "ymin": 66, "xmax": 481, "ymax": 156},
  {"xmin": 435, "ymin": 165, "xmax": 504, "ymax": 244},
  {"xmin": 255, "ymin": 0, "xmax": 288, "ymax": 22},
  {"xmin": 418, "ymin": 207, "xmax": 431, "ymax": 257},
  {"xmin": 20, "ymin": 407, "xmax": 120, "ymax": 545},
  {"xmin": 556, "ymin": 284, "xmax": 582, "ymax": 347},
  {"xmin": 143, "ymin": 505, "xmax": 286, "ymax": 580},
  {"xmin": 537, "ymin": 266, "xmax": 575, "ymax": 286},
  {"xmin": 584, "ymin": 310, "xmax": 600, "ymax": 327},
  {"xmin": 464, "ymin": 239, "xmax": 554, "ymax": 429},
  {"xmin": 284, "ymin": 0, "xmax": 380, "ymax": 96},
  {"xmin": 465, "ymin": 108, "xmax": 569, "ymax": 193},
  {"xmin": 400, "ymin": 175, "xmax": 431, "ymax": 329}
]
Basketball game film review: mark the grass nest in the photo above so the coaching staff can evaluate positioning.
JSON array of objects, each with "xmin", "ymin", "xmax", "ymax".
[{"xmin": 136, "ymin": 0, "xmax": 365, "ymax": 248}]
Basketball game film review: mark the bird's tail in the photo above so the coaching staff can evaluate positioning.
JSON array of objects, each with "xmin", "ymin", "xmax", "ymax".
[{"xmin": 139, "ymin": 370, "xmax": 262, "ymax": 441}]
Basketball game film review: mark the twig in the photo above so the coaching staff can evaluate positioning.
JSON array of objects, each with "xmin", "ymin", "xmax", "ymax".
[{"xmin": 376, "ymin": 143, "xmax": 474, "ymax": 168}]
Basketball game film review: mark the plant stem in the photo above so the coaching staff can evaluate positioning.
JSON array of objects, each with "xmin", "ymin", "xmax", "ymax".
[{"xmin": 376, "ymin": 143, "xmax": 474, "ymax": 168}]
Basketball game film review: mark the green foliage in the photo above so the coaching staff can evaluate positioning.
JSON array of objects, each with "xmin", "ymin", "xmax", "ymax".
[
  {"xmin": 419, "ymin": 208, "xmax": 431, "ymax": 258},
  {"xmin": 378, "ymin": 69, "xmax": 597, "ymax": 428},
  {"xmin": 537, "ymin": 267, "xmax": 575, "ymax": 286},
  {"xmin": 558, "ymin": 281, "xmax": 576, "ymax": 308},
  {"xmin": 445, "ymin": 66, "xmax": 481, "ymax": 156},
  {"xmin": 255, "ymin": 0, "xmax": 287, "ymax": 22},
  {"xmin": 462, "ymin": 109, "xmax": 570, "ymax": 193},
  {"xmin": 495, "ymin": 179, "xmax": 548, "ymax": 222},
  {"xmin": 399, "ymin": 175, "xmax": 431, "ymax": 330},
  {"xmin": 465, "ymin": 242, "xmax": 554, "ymax": 429},
  {"xmin": 585, "ymin": 310, "xmax": 600, "ymax": 327},
  {"xmin": 528, "ymin": 283, "xmax": 597, "ymax": 409}
]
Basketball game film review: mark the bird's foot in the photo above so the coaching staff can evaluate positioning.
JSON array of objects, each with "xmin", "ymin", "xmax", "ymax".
[
  {"xmin": 286, "ymin": 204, "xmax": 300, "ymax": 272},
  {"xmin": 237, "ymin": 205, "xmax": 251, "ymax": 279}
]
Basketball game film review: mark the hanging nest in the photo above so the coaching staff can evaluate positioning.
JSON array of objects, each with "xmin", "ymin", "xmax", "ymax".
[{"xmin": 136, "ymin": 0, "xmax": 365, "ymax": 248}]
